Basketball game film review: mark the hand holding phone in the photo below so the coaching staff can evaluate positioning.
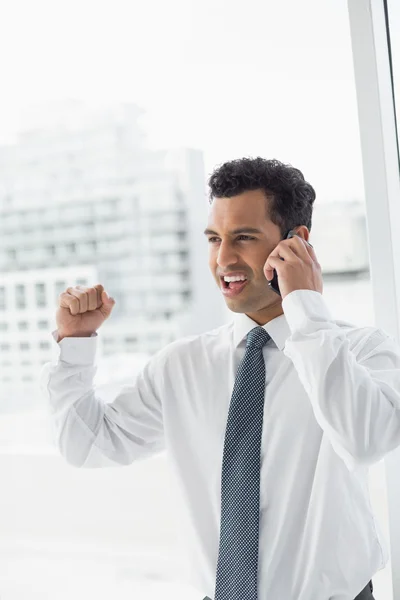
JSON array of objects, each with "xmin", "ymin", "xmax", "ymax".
[{"xmin": 267, "ymin": 230, "xmax": 313, "ymax": 296}]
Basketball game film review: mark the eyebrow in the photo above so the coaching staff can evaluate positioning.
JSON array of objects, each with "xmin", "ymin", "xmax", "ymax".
[{"xmin": 203, "ymin": 227, "xmax": 263, "ymax": 236}]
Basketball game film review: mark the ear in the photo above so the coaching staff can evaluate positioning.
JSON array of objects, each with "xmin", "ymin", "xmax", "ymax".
[{"xmin": 292, "ymin": 225, "xmax": 311, "ymax": 243}]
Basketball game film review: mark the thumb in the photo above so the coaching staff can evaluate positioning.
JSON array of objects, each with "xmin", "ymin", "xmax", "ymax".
[{"xmin": 102, "ymin": 290, "xmax": 115, "ymax": 306}]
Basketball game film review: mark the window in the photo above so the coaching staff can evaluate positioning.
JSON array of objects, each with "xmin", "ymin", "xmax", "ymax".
[
  {"xmin": 35, "ymin": 283, "xmax": 46, "ymax": 308},
  {"xmin": 55, "ymin": 281, "xmax": 67, "ymax": 299},
  {"xmin": 0, "ymin": 2, "xmax": 396, "ymax": 599},
  {"xmin": 180, "ymin": 269, "xmax": 190, "ymax": 281},
  {"xmin": 15, "ymin": 284, "xmax": 26, "ymax": 309},
  {"xmin": 388, "ymin": 0, "xmax": 400, "ymax": 132}
]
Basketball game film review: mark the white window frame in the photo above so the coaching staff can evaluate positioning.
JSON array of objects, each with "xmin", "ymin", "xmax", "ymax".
[{"xmin": 348, "ymin": 1, "xmax": 400, "ymax": 598}]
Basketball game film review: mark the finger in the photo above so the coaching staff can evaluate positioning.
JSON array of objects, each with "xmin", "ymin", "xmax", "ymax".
[
  {"xmin": 75, "ymin": 285, "xmax": 97, "ymax": 311},
  {"xmin": 264, "ymin": 256, "xmax": 283, "ymax": 280},
  {"xmin": 67, "ymin": 287, "xmax": 88, "ymax": 313},
  {"xmin": 298, "ymin": 239, "xmax": 319, "ymax": 266},
  {"xmin": 305, "ymin": 242, "xmax": 318, "ymax": 262},
  {"xmin": 269, "ymin": 241, "xmax": 298, "ymax": 263},
  {"xmin": 94, "ymin": 284, "xmax": 104, "ymax": 308},
  {"xmin": 282, "ymin": 237, "xmax": 314, "ymax": 262},
  {"xmin": 264, "ymin": 242, "xmax": 295, "ymax": 276},
  {"xmin": 290, "ymin": 235, "xmax": 315, "ymax": 258},
  {"xmin": 87, "ymin": 287, "xmax": 99, "ymax": 311},
  {"xmin": 77, "ymin": 285, "xmax": 104, "ymax": 310},
  {"xmin": 59, "ymin": 291, "xmax": 80, "ymax": 316}
]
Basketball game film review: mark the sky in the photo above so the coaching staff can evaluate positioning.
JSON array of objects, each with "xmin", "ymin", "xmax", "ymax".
[{"xmin": 0, "ymin": 0, "xmax": 398, "ymax": 203}]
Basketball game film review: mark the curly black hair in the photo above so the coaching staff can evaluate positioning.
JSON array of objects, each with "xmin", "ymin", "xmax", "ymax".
[{"xmin": 207, "ymin": 157, "xmax": 316, "ymax": 239}]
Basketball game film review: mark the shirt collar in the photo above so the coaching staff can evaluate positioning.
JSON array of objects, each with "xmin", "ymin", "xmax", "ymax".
[{"xmin": 233, "ymin": 311, "xmax": 291, "ymax": 351}]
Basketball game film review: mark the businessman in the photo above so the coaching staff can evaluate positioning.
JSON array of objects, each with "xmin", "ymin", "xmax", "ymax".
[{"xmin": 41, "ymin": 157, "xmax": 400, "ymax": 599}]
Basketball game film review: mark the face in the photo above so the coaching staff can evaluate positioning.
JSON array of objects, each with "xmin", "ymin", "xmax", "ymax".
[{"xmin": 204, "ymin": 189, "xmax": 287, "ymax": 325}]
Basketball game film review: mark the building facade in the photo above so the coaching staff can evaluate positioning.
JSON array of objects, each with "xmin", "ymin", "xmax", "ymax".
[{"xmin": 0, "ymin": 102, "xmax": 225, "ymax": 410}]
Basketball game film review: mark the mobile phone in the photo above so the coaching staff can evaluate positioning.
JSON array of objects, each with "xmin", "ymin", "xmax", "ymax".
[{"xmin": 268, "ymin": 228, "xmax": 314, "ymax": 296}]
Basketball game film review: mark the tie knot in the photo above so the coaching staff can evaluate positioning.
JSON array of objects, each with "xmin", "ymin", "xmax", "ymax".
[{"xmin": 246, "ymin": 326, "xmax": 271, "ymax": 349}]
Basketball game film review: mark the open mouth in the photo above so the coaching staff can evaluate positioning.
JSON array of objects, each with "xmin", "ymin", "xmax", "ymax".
[
  {"xmin": 220, "ymin": 277, "xmax": 248, "ymax": 286},
  {"xmin": 220, "ymin": 276, "xmax": 249, "ymax": 295}
]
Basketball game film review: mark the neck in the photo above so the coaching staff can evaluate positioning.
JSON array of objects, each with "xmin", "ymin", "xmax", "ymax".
[{"xmin": 246, "ymin": 298, "xmax": 284, "ymax": 326}]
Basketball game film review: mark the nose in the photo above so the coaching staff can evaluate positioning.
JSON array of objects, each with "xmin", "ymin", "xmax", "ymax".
[{"xmin": 216, "ymin": 240, "xmax": 239, "ymax": 269}]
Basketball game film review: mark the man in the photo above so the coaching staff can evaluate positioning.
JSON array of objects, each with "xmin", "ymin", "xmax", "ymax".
[{"xmin": 40, "ymin": 157, "xmax": 400, "ymax": 599}]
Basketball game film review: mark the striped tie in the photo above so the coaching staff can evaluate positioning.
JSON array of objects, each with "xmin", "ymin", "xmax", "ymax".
[{"xmin": 214, "ymin": 325, "xmax": 271, "ymax": 600}]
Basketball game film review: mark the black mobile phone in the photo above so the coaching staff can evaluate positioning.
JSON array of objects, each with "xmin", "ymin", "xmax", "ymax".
[
  {"xmin": 267, "ymin": 229, "xmax": 297, "ymax": 296},
  {"xmin": 267, "ymin": 229, "xmax": 314, "ymax": 295}
]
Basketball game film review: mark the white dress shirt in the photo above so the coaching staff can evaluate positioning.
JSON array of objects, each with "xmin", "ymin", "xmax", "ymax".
[{"xmin": 40, "ymin": 289, "xmax": 400, "ymax": 600}]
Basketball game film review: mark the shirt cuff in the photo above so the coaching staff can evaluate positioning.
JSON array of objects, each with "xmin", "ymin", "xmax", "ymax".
[
  {"xmin": 51, "ymin": 329, "xmax": 98, "ymax": 365},
  {"xmin": 281, "ymin": 290, "xmax": 334, "ymax": 333}
]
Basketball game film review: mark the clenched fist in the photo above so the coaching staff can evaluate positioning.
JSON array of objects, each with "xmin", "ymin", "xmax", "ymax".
[{"xmin": 56, "ymin": 284, "xmax": 116, "ymax": 342}]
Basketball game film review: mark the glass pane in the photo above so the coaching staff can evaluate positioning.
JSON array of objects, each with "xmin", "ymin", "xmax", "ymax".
[
  {"xmin": 0, "ymin": 1, "xmax": 394, "ymax": 599},
  {"xmin": 388, "ymin": 0, "xmax": 400, "ymax": 172}
]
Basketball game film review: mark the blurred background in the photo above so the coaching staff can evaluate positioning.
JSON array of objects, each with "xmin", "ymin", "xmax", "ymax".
[{"xmin": 0, "ymin": 0, "xmax": 399, "ymax": 598}]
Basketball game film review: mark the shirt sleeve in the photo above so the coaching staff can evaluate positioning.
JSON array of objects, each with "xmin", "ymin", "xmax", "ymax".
[
  {"xmin": 282, "ymin": 289, "xmax": 400, "ymax": 471},
  {"xmin": 39, "ymin": 330, "xmax": 165, "ymax": 468}
]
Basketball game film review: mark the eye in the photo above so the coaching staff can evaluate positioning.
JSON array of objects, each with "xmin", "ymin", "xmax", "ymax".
[{"xmin": 207, "ymin": 235, "xmax": 256, "ymax": 243}]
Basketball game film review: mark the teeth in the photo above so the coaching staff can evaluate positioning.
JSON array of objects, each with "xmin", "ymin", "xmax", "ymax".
[{"xmin": 224, "ymin": 276, "xmax": 247, "ymax": 282}]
